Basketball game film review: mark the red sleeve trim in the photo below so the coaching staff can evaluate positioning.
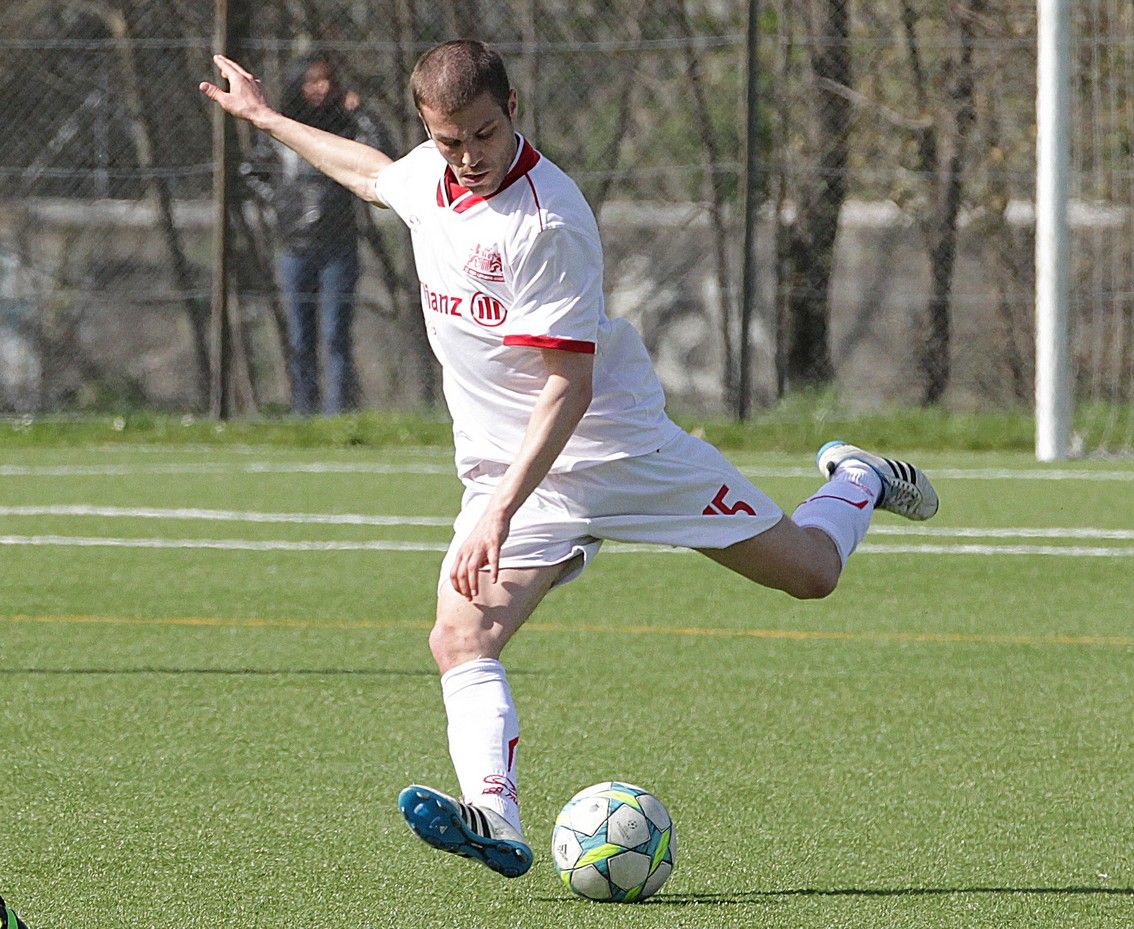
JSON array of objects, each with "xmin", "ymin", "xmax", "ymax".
[{"xmin": 503, "ymin": 334, "xmax": 596, "ymax": 354}]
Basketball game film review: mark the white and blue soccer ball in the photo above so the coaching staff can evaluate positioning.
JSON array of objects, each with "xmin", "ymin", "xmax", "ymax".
[{"xmin": 551, "ymin": 781, "xmax": 676, "ymax": 902}]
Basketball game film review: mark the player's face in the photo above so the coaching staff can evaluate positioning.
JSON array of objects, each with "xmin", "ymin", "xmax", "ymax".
[{"xmin": 420, "ymin": 89, "xmax": 519, "ymax": 195}]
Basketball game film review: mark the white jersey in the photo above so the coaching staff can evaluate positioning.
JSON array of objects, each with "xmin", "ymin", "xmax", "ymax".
[{"xmin": 374, "ymin": 135, "xmax": 681, "ymax": 476}]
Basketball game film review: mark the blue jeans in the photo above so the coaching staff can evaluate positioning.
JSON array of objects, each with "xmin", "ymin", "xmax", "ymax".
[{"xmin": 277, "ymin": 246, "xmax": 360, "ymax": 415}]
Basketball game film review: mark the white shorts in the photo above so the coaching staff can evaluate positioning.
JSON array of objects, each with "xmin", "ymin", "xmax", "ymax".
[{"xmin": 439, "ymin": 431, "xmax": 783, "ymax": 590}]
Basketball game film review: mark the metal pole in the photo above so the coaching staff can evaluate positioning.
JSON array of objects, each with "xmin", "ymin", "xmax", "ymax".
[
  {"xmin": 1035, "ymin": 0, "xmax": 1072, "ymax": 460},
  {"xmin": 737, "ymin": 0, "xmax": 761, "ymax": 421},
  {"xmin": 210, "ymin": 0, "xmax": 233, "ymax": 419}
]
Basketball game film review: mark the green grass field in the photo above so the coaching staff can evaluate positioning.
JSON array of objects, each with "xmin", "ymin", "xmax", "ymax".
[{"xmin": 3, "ymin": 439, "xmax": 1133, "ymax": 928}]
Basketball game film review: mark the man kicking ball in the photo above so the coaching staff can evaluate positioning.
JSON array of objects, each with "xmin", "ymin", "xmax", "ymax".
[{"xmin": 200, "ymin": 39, "xmax": 938, "ymax": 878}]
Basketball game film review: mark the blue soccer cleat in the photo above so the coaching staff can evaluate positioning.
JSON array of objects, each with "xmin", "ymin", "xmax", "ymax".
[{"xmin": 398, "ymin": 785, "xmax": 533, "ymax": 878}]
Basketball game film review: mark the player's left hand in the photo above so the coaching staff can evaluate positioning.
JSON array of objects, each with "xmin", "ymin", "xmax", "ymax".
[
  {"xmin": 198, "ymin": 54, "xmax": 274, "ymax": 127},
  {"xmin": 450, "ymin": 511, "xmax": 510, "ymax": 600}
]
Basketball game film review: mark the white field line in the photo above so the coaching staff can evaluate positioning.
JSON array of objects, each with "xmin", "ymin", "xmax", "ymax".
[
  {"xmin": 742, "ymin": 466, "xmax": 1134, "ymax": 482},
  {"xmin": 0, "ymin": 535, "xmax": 448, "ymax": 553},
  {"xmin": 869, "ymin": 525, "xmax": 1134, "ymax": 540},
  {"xmin": 0, "ymin": 462, "xmax": 453, "ymax": 477},
  {"xmin": 858, "ymin": 543, "xmax": 1134, "ymax": 558},
  {"xmin": 0, "ymin": 537, "xmax": 1128, "ymax": 557},
  {"xmin": 2, "ymin": 504, "xmax": 1133, "ymax": 542},
  {"xmin": 0, "ymin": 515, "xmax": 1131, "ymax": 557},
  {"xmin": 0, "ymin": 504, "xmax": 451, "ymax": 527},
  {"xmin": 0, "ymin": 462, "xmax": 1132, "ymax": 481}
]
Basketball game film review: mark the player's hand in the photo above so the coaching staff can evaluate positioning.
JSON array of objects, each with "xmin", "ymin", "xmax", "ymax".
[
  {"xmin": 198, "ymin": 55, "xmax": 273, "ymax": 126},
  {"xmin": 450, "ymin": 511, "xmax": 510, "ymax": 600}
]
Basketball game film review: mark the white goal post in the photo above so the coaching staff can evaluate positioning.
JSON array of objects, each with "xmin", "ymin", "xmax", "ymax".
[
  {"xmin": 1036, "ymin": 0, "xmax": 1134, "ymax": 460},
  {"xmin": 1034, "ymin": 0, "xmax": 1071, "ymax": 461}
]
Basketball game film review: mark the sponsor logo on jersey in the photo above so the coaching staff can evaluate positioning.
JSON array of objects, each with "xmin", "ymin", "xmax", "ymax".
[
  {"xmin": 470, "ymin": 291, "xmax": 508, "ymax": 328},
  {"xmin": 421, "ymin": 281, "xmax": 463, "ymax": 317},
  {"xmin": 464, "ymin": 243, "xmax": 505, "ymax": 282}
]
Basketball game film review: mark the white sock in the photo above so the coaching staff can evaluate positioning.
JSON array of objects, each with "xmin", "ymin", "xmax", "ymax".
[
  {"xmin": 440, "ymin": 657, "xmax": 522, "ymax": 832},
  {"xmin": 792, "ymin": 463, "xmax": 880, "ymax": 565}
]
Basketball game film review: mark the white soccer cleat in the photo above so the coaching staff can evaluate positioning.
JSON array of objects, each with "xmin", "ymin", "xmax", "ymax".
[
  {"xmin": 398, "ymin": 784, "xmax": 533, "ymax": 878},
  {"xmin": 816, "ymin": 440, "xmax": 939, "ymax": 521}
]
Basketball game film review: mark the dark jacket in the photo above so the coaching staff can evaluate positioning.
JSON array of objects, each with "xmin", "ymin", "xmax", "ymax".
[{"xmin": 241, "ymin": 58, "xmax": 392, "ymax": 254}]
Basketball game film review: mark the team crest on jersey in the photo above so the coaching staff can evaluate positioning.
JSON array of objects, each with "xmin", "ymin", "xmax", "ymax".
[{"xmin": 464, "ymin": 243, "xmax": 505, "ymax": 282}]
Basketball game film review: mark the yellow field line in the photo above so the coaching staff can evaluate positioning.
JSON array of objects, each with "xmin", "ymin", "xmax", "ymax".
[
  {"xmin": 1, "ymin": 612, "xmax": 432, "ymax": 631},
  {"xmin": 4, "ymin": 612, "xmax": 1132, "ymax": 648},
  {"xmin": 565, "ymin": 623, "xmax": 1134, "ymax": 647}
]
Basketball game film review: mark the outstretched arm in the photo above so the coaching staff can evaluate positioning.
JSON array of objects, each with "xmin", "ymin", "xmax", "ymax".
[{"xmin": 199, "ymin": 54, "xmax": 393, "ymax": 204}]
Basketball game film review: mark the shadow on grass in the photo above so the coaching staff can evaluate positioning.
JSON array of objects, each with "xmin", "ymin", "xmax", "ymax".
[
  {"xmin": 650, "ymin": 885, "xmax": 1134, "ymax": 904},
  {"xmin": 541, "ymin": 885, "xmax": 1134, "ymax": 906}
]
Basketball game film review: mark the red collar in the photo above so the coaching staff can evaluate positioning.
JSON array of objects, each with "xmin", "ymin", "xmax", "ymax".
[{"xmin": 436, "ymin": 136, "xmax": 541, "ymax": 213}]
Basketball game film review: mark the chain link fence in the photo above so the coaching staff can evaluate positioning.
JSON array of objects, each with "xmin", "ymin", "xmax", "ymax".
[{"xmin": 0, "ymin": 1, "xmax": 1129, "ymax": 440}]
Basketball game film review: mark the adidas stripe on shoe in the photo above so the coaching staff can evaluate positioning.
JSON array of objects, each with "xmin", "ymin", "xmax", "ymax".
[
  {"xmin": 398, "ymin": 785, "xmax": 533, "ymax": 878},
  {"xmin": 816, "ymin": 440, "xmax": 939, "ymax": 521}
]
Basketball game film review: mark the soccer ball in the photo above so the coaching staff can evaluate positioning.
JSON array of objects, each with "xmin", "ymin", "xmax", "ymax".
[{"xmin": 551, "ymin": 781, "xmax": 676, "ymax": 902}]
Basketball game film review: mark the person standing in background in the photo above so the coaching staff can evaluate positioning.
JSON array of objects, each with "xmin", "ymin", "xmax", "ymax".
[{"xmin": 242, "ymin": 53, "xmax": 391, "ymax": 414}]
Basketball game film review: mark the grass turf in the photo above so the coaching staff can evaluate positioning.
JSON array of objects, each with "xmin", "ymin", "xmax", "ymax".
[{"xmin": 2, "ymin": 443, "xmax": 1133, "ymax": 928}]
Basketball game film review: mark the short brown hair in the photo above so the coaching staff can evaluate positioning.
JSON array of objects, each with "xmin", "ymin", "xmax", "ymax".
[{"xmin": 411, "ymin": 40, "xmax": 512, "ymax": 116}]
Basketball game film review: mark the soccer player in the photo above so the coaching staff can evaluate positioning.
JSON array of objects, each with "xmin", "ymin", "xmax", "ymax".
[{"xmin": 200, "ymin": 40, "xmax": 939, "ymax": 879}]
